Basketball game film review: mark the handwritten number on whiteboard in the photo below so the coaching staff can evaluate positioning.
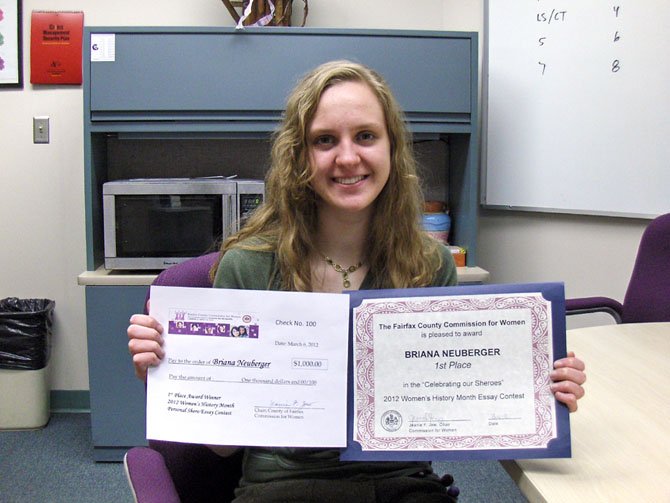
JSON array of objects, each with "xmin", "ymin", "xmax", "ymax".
[
  {"xmin": 612, "ymin": 7, "xmax": 621, "ymax": 72},
  {"xmin": 539, "ymin": 62, "xmax": 547, "ymax": 75}
]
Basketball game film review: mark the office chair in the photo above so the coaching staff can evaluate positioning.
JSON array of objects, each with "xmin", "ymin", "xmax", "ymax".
[
  {"xmin": 565, "ymin": 213, "xmax": 670, "ymax": 324},
  {"xmin": 141, "ymin": 251, "xmax": 221, "ymax": 309},
  {"xmin": 125, "ymin": 440, "xmax": 243, "ymax": 503},
  {"xmin": 124, "ymin": 251, "xmax": 245, "ymax": 503}
]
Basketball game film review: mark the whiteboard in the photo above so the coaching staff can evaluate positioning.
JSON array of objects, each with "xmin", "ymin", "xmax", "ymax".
[{"xmin": 483, "ymin": 1, "xmax": 670, "ymax": 218}]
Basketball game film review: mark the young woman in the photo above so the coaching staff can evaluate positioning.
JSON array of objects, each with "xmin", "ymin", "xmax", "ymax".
[{"xmin": 128, "ymin": 60, "xmax": 586, "ymax": 502}]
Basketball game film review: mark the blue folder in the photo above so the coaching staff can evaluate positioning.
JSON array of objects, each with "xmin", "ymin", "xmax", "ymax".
[{"xmin": 341, "ymin": 282, "xmax": 571, "ymax": 461}]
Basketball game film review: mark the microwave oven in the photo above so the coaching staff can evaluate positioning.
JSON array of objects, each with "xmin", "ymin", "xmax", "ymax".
[{"xmin": 102, "ymin": 178, "xmax": 264, "ymax": 270}]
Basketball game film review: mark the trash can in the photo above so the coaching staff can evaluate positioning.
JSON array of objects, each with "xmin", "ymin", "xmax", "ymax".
[{"xmin": 0, "ymin": 297, "xmax": 55, "ymax": 429}]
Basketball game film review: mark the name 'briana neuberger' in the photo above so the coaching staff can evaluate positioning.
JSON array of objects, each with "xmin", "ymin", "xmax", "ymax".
[{"xmin": 404, "ymin": 348, "xmax": 501, "ymax": 359}]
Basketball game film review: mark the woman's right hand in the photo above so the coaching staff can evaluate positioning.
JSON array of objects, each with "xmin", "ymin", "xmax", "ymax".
[{"xmin": 127, "ymin": 314, "xmax": 165, "ymax": 382}]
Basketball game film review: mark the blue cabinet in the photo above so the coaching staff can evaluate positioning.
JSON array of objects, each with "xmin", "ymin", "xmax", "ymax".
[
  {"xmin": 85, "ymin": 285, "xmax": 149, "ymax": 460},
  {"xmin": 89, "ymin": 28, "xmax": 472, "ymax": 125},
  {"xmin": 84, "ymin": 27, "xmax": 480, "ymax": 269},
  {"xmin": 83, "ymin": 27, "xmax": 480, "ymax": 461}
]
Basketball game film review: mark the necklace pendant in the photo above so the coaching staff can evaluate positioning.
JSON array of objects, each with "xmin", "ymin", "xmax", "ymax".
[{"xmin": 323, "ymin": 255, "xmax": 363, "ymax": 290}]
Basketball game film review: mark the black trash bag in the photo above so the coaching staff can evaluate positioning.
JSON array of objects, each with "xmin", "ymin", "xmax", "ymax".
[{"xmin": 0, "ymin": 297, "xmax": 55, "ymax": 371}]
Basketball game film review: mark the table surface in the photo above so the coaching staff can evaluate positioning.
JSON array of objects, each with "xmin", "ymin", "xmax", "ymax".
[
  {"xmin": 78, "ymin": 266, "xmax": 491, "ymax": 286},
  {"xmin": 502, "ymin": 322, "xmax": 670, "ymax": 503}
]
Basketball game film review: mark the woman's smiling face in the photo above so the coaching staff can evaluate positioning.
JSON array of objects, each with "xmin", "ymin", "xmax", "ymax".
[{"xmin": 307, "ymin": 80, "xmax": 391, "ymax": 219}]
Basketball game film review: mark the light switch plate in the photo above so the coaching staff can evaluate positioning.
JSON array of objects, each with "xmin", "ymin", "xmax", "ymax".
[{"xmin": 33, "ymin": 117, "xmax": 50, "ymax": 144}]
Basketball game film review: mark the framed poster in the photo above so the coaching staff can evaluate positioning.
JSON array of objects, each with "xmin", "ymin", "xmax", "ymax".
[{"xmin": 0, "ymin": 0, "xmax": 22, "ymax": 88}]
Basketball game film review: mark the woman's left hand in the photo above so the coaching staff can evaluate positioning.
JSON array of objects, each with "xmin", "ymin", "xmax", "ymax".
[{"xmin": 550, "ymin": 351, "xmax": 586, "ymax": 412}]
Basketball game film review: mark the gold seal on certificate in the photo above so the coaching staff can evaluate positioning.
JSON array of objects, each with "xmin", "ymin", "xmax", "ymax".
[{"xmin": 344, "ymin": 283, "xmax": 571, "ymax": 461}]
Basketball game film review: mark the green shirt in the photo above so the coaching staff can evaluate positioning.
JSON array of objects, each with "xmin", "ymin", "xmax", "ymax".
[{"xmin": 213, "ymin": 243, "xmax": 457, "ymax": 486}]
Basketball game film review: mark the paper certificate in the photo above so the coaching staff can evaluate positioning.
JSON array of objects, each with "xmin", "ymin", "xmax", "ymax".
[
  {"xmin": 146, "ymin": 286, "xmax": 350, "ymax": 448},
  {"xmin": 341, "ymin": 282, "xmax": 571, "ymax": 461}
]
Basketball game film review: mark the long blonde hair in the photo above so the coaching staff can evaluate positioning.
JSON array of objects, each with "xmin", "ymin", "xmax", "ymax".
[{"xmin": 214, "ymin": 60, "xmax": 442, "ymax": 290}]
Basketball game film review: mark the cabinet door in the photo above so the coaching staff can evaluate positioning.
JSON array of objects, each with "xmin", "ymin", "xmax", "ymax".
[
  {"xmin": 89, "ymin": 29, "xmax": 472, "ymax": 121},
  {"xmin": 86, "ymin": 285, "xmax": 148, "ymax": 461}
]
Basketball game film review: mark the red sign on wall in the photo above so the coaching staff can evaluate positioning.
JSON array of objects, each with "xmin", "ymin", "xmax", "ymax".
[{"xmin": 30, "ymin": 11, "xmax": 84, "ymax": 85}]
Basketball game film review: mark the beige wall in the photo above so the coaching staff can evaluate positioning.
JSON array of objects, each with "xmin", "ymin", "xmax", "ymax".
[{"xmin": 0, "ymin": 0, "xmax": 645, "ymax": 392}]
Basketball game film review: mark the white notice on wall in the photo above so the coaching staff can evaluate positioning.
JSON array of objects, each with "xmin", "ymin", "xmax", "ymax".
[{"xmin": 90, "ymin": 34, "xmax": 116, "ymax": 62}]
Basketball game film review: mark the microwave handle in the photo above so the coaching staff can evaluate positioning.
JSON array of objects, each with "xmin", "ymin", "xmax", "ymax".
[
  {"xmin": 222, "ymin": 193, "xmax": 237, "ymax": 237},
  {"xmin": 102, "ymin": 194, "xmax": 117, "ymax": 259}
]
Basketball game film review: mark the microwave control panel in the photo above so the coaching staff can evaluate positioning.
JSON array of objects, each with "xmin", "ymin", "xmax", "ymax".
[{"xmin": 240, "ymin": 193, "xmax": 263, "ymax": 217}]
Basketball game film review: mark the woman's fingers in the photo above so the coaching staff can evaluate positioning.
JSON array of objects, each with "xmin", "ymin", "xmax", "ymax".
[
  {"xmin": 128, "ymin": 314, "xmax": 163, "ymax": 338},
  {"xmin": 550, "ymin": 352, "xmax": 587, "ymax": 412},
  {"xmin": 127, "ymin": 314, "xmax": 165, "ymax": 381},
  {"xmin": 553, "ymin": 351, "xmax": 586, "ymax": 372}
]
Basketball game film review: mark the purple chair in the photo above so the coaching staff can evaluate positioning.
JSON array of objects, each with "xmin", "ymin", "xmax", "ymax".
[
  {"xmin": 566, "ymin": 213, "xmax": 670, "ymax": 324},
  {"xmin": 124, "ymin": 252, "xmax": 244, "ymax": 503}
]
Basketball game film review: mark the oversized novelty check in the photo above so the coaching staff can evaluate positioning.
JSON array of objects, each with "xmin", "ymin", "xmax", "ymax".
[{"xmin": 146, "ymin": 286, "xmax": 350, "ymax": 448}]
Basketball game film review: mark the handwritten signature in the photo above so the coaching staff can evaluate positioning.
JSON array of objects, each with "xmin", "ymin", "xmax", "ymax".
[
  {"xmin": 270, "ymin": 400, "xmax": 317, "ymax": 408},
  {"xmin": 488, "ymin": 413, "xmax": 519, "ymax": 421},
  {"xmin": 409, "ymin": 413, "xmax": 449, "ymax": 423}
]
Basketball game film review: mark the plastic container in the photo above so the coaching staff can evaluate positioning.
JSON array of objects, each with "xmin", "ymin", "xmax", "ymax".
[
  {"xmin": 0, "ymin": 297, "xmax": 54, "ymax": 429},
  {"xmin": 0, "ymin": 366, "xmax": 50, "ymax": 429},
  {"xmin": 447, "ymin": 245, "xmax": 467, "ymax": 267},
  {"xmin": 422, "ymin": 201, "xmax": 451, "ymax": 244}
]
